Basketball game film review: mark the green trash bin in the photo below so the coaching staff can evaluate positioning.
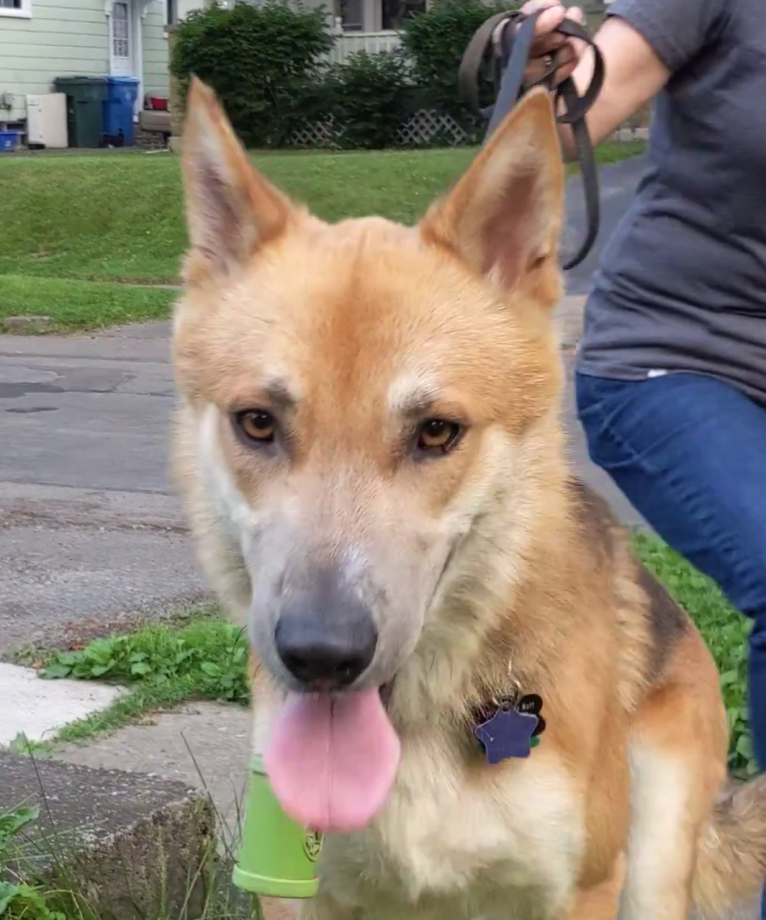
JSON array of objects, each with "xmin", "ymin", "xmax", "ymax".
[{"xmin": 53, "ymin": 76, "xmax": 108, "ymax": 148}]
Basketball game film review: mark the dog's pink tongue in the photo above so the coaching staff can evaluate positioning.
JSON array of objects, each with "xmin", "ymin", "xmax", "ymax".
[{"xmin": 263, "ymin": 688, "xmax": 400, "ymax": 834}]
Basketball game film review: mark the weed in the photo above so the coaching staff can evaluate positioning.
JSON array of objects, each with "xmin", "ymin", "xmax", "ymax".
[
  {"xmin": 0, "ymin": 795, "xmax": 262, "ymax": 920},
  {"xmin": 37, "ymin": 618, "xmax": 249, "ymax": 742},
  {"xmin": 0, "ymin": 806, "xmax": 66, "ymax": 920},
  {"xmin": 42, "ymin": 619, "xmax": 248, "ymax": 700},
  {"xmin": 6, "ymin": 733, "xmax": 52, "ymax": 760}
]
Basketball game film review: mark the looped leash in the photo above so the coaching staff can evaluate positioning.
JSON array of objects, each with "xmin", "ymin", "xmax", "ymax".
[{"xmin": 458, "ymin": 10, "xmax": 605, "ymax": 270}]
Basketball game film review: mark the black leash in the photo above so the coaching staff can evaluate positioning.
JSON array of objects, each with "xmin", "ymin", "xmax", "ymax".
[{"xmin": 458, "ymin": 9, "xmax": 605, "ymax": 270}]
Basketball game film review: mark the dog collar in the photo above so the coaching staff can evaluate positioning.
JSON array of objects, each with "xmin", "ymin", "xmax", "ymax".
[{"xmin": 472, "ymin": 690, "xmax": 545, "ymax": 764}]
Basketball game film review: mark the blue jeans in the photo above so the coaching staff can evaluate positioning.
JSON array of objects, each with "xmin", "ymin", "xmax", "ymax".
[{"xmin": 576, "ymin": 371, "xmax": 766, "ymax": 916}]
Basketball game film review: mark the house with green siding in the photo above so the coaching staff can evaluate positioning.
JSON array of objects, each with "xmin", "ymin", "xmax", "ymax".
[{"xmin": 0, "ymin": 0, "xmax": 175, "ymax": 124}]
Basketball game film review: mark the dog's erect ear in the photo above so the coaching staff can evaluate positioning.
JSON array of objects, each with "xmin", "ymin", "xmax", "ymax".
[
  {"xmin": 181, "ymin": 77, "xmax": 293, "ymax": 281},
  {"xmin": 420, "ymin": 88, "xmax": 564, "ymax": 303}
]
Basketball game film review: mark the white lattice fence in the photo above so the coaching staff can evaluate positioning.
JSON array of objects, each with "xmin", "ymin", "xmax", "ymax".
[
  {"xmin": 288, "ymin": 108, "xmax": 469, "ymax": 149},
  {"xmin": 394, "ymin": 109, "xmax": 468, "ymax": 146},
  {"xmin": 289, "ymin": 116, "xmax": 342, "ymax": 149}
]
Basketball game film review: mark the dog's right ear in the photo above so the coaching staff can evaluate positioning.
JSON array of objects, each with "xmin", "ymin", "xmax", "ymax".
[
  {"xmin": 181, "ymin": 77, "xmax": 294, "ymax": 283},
  {"xmin": 420, "ymin": 88, "xmax": 564, "ymax": 308}
]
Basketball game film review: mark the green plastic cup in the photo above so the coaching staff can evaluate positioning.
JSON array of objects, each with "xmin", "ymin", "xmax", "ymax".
[{"xmin": 232, "ymin": 755, "xmax": 322, "ymax": 898}]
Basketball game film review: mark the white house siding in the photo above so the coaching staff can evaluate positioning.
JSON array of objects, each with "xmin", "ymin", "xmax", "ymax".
[
  {"xmin": 0, "ymin": 0, "xmax": 169, "ymax": 122},
  {"xmin": 177, "ymin": 0, "xmax": 205, "ymax": 18},
  {"xmin": 0, "ymin": 0, "xmax": 109, "ymax": 119},
  {"xmin": 142, "ymin": 4, "xmax": 169, "ymax": 98}
]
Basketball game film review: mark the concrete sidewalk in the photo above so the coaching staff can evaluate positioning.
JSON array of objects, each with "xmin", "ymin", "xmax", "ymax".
[{"xmin": 0, "ymin": 322, "xmax": 207, "ymax": 653}]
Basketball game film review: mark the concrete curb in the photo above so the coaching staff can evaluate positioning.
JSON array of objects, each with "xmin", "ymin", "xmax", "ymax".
[{"xmin": 1, "ymin": 752, "xmax": 216, "ymax": 920}]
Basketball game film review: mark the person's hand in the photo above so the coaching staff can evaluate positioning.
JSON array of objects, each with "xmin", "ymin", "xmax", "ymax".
[{"xmin": 519, "ymin": 0, "xmax": 589, "ymax": 87}]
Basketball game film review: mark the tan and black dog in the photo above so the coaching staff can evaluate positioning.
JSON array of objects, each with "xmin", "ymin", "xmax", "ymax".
[{"xmin": 171, "ymin": 77, "xmax": 766, "ymax": 919}]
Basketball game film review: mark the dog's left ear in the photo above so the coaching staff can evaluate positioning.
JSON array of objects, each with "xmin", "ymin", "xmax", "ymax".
[
  {"xmin": 420, "ymin": 88, "xmax": 564, "ymax": 305},
  {"xmin": 181, "ymin": 77, "xmax": 295, "ymax": 282}
]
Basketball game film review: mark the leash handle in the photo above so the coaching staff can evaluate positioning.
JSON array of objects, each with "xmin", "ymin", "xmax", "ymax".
[{"xmin": 458, "ymin": 10, "xmax": 605, "ymax": 271}]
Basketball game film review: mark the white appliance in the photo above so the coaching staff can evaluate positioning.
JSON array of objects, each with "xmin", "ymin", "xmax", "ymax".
[{"xmin": 26, "ymin": 93, "xmax": 68, "ymax": 149}]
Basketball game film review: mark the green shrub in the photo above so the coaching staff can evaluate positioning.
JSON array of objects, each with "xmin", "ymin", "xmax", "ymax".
[
  {"xmin": 171, "ymin": 0, "xmax": 334, "ymax": 147},
  {"xmin": 401, "ymin": 0, "xmax": 514, "ymax": 122},
  {"xmin": 321, "ymin": 51, "xmax": 416, "ymax": 149}
]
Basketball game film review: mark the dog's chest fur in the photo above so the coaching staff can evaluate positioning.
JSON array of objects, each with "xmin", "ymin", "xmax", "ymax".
[{"xmin": 318, "ymin": 734, "xmax": 584, "ymax": 920}]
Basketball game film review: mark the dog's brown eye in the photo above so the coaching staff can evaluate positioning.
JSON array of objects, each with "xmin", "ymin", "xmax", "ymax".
[
  {"xmin": 236, "ymin": 410, "xmax": 276, "ymax": 444},
  {"xmin": 417, "ymin": 419, "xmax": 460, "ymax": 453}
]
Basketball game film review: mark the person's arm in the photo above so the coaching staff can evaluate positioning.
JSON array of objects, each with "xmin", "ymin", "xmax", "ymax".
[
  {"xmin": 559, "ymin": 16, "xmax": 669, "ymax": 159},
  {"xmin": 519, "ymin": 0, "xmax": 670, "ymax": 160}
]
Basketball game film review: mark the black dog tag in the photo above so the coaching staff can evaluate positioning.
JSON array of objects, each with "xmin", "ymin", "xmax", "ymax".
[{"xmin": 517, "ymin": 694, "xmax": 546, "ymax": 738}]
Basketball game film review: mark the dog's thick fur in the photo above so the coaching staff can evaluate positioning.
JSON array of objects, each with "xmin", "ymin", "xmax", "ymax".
[{"xmin": 171, "ymin": 78, "xmax": 766, "ymax": 920}]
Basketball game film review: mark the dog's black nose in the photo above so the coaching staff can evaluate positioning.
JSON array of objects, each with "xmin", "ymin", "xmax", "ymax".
[{"xmin": 275, "ymin": 576, "xmax": 377, "ymax": 689}]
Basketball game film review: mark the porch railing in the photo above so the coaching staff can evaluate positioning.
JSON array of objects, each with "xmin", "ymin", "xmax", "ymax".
[{"xmin": 325, "ymin": 28, "xmax": 402, "ymax": 65}]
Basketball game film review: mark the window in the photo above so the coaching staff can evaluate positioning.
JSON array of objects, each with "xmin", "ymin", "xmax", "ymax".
[
  {"xmin": 111, "ymin": 1, "xmax": 130, "ymax": 59},
  {"xmin": 338, "ymin": 0, "xmax": 363, "ymax": 31},
  {"xmin": 165, "ymin": 0, "xmax": 177, "ymax": 25},
  {"xmin": 0, "ymin": 0, "xmax": 32, "ymax": 17},
  {"xmin": 381, "ymin": 0, "xmax": 425, "ymax": 30}
]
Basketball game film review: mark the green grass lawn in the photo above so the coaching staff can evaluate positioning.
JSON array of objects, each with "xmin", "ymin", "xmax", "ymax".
[
  {"xmin": 26, "ymin": 534, "xmax": 753, "ymax": 777},
  {"xmin": 0, "ymin": 141, "xmax": 644, "ymax": 299},
  {"xmin": 0, "ymin": 275, "xmax": 177, "ymax": 334}
]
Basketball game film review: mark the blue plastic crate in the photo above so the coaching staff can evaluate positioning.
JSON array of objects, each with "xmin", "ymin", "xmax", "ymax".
[{"xmin": 0, "ymin": 131, "xmax": 20, "ymax": 152}]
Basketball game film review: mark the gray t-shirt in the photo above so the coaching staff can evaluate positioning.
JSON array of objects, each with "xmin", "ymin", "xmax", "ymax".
[{"xmin": 577, "ymin": 0, "xmax": 766, "ymax": 407}]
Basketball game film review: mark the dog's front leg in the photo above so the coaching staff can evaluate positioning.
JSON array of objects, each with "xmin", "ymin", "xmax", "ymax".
[
  {"xmin": 617, "ymin": 748, "xmax": 700, "ymax": 920},
  {"xmin": 564, "ymin": 858, "xmax": 623, "ymax": 920},
  {"xmin": 618, "ymin": 678, "xmax": 724, "ymax": 920}
]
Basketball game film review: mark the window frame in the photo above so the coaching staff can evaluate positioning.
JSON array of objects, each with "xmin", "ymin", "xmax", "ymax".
[{"xmin": 0, "ymin": 0, "xmax": 33, "ymax": 19}]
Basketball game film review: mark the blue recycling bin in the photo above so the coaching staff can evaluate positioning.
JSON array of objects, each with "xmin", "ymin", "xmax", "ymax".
[{"xmin": 102, "ymin": 76, "xmax": 140, "ymax": 147}]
